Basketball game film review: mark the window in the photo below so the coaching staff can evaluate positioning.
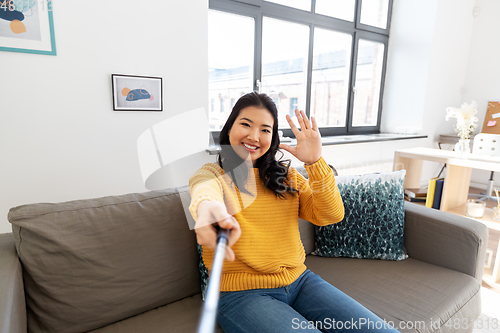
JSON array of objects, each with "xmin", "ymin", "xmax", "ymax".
[
  {"xmin": 360, "ymin": 0, "xmax": 389, "ymax": 29},
  {"xmin": 290, "ymin": 98, "xmax": 298, "ymax": 116},
  {"xmin": 352, "ymin": 39, "xmax": 385, "ymax": 127},
  {"xmin": 310, "ymin": 28, "xmax": 352, "ymax": 128},
  {"xmin": 208, "ymin": 0, "xmax": 393, "ymax": 137},
  {"xmin": 220, "ymin": 97, "xmax": 225, "ymax": 113},
  {"xmin": 261, "ymin": 17, "xmax": 309, "ymax": 129},
  {"xmin": 315, "ymin": 0, "xmax": 355, "ymax": 22},
  {"xmin": 208, "ymin": 10, "xmax": 254, "ymax": 130}
]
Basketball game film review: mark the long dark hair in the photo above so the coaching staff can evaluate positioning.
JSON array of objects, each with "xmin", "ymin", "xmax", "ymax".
[{"xmin": 218, "ymin": 92, "xmax": 297, "ymax": 198}]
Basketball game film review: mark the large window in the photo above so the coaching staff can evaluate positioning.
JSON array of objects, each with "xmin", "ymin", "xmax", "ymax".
[{"xmin": 208, "ymin": 0, "xmax": 393, "ymax": 137}]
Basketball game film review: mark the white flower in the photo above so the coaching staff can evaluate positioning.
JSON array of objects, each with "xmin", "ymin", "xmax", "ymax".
[{"xmin": 445, "ymin": 101, "xmax": 478, "ymax": 140}]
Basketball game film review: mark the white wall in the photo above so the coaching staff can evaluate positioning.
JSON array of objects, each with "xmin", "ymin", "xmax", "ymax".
[
  {"xmin": 0, "ymin": 0, "xmax": 210, "ymax": 233},
  {"xmin": 462, "ymin": 0, "xmax": 500, "ymax": 188},
  {"xmin": 424, "ymin": 0, "xmax": 500, "ymax": 189},
  {"xmin": 381, "ymin": 0, "xmax": 438, "ymax": 135},
  {"xmin": 381, "ymin": 0, "xmax": 476, "ymax": 185},
  {"xmin": 385, "ymin": 0, "xmax": 500, "ymax": 190},
  {"xmin": 423, "ymin": 0, "xmax": 475, "ymax": 143},
  {"xmin": 463, "ymin": 0, "xmax": 500, "ymax": 107}
]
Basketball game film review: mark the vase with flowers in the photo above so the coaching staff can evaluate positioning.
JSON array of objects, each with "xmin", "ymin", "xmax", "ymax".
[{"xmin": 445, "ymin": 101, "xmax": 478, "ymax": 156}]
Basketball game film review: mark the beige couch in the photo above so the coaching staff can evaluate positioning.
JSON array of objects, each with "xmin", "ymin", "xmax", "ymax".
[{"xmin": 0, "ymin": 186, "xmax": 488, "ymax": 333}]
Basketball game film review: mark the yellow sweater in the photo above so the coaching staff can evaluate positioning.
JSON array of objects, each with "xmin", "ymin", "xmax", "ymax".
[{"xmin": 189, "ymin": 156, "xmax": 344, "ymax": 292}]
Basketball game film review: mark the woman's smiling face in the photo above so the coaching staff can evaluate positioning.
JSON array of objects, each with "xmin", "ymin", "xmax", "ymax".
[{"xmin": 228, "ymin": 106, "xmax": 274, "ymax": 166}]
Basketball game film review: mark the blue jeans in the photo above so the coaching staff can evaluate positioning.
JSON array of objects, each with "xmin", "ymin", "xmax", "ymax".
[{"xmin": 217, "ymin": 270, "xmax": 400, "ymax": 333}]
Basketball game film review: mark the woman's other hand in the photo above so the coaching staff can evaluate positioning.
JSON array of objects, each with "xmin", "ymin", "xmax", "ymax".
[
  {"xmin": 279, "ymin": 110, "xmax": 322, "ymax": 165},
  {"xmin": 195, "ymin": 200, "xmax": 241, "ymax": 261}
]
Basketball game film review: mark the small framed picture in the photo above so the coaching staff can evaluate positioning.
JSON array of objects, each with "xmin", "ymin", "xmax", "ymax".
[{"xmin": 112, "ymin": 74, "xmax": 163, "ymax": 111}]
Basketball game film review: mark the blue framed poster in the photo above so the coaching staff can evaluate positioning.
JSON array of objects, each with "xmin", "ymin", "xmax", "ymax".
[{"xmin": 0, "ymin": 0, "xmax": 56, "ymax": 55}]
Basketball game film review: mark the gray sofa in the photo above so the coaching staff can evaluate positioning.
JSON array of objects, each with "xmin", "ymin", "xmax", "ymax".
[{"xmin": 0, "ymin": 185, "xmax": 488, "ymax": 333}]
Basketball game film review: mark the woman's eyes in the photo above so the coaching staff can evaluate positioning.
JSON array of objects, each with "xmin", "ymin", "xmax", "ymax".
[{"xmin": 240, "ymin": 122, "xmax": 271, "ymax": 133}]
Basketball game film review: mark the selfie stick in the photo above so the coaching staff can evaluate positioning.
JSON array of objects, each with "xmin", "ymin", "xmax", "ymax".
[{"xmin": 197, "ymin": 228, "xmax": 231, "ymax": 333}]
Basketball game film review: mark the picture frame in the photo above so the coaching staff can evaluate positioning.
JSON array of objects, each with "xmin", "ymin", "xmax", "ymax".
[
  {"xmin": 0, "ymin": 0, "xmax": 57, "ymax": 55},
  {"xmin": 112, "ymin": 74, "xmax": 163, "ymax": 112}
]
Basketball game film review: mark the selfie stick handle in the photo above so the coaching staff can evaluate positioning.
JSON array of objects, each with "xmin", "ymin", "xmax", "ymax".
[{"xmin": 197, "ymin": 228, "xmax": 230, "ymax": 333}]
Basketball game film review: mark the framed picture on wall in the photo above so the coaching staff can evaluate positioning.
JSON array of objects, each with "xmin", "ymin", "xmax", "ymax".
[
  {"xmin": 112, "ymin": 74, "xmax": 163, "ymax": 112},
  {"xmin": 0, "ymin": 0, "xmax": 57, "ymax": 55}
]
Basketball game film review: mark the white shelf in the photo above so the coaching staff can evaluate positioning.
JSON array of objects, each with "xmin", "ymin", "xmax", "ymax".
[{"xmin": 446, "ymin": 205, "xmax": 500, "ymax": 231}]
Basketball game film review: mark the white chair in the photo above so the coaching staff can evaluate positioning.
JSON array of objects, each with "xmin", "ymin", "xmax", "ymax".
[{"xmin": 471, "ymin": 133, "xmax": 500, "ymax": 201}]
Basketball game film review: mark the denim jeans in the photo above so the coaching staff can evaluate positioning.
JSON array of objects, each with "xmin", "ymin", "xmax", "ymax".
[{"xmin": 217, "ymin": 270, "xmax": 400, "ymax": 333}]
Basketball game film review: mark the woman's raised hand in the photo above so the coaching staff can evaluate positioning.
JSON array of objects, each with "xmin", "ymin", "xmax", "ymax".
[
  {"xmin": 194, "ymin": 200, "xmax": 241, "ymax": 261},
  {"xmin": 279, "ymin": 110, "xmax": 322, "ymax": 165}
]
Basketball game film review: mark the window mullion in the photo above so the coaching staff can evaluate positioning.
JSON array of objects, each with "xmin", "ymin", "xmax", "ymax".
[
  {"xmin": 354, "ymin": 0, "xmax": 362, "ymax": 28},
  {"xmin": 254, "ymin": 14, "xmax": 263, "ymax": 92},
  {"xmin": 305, "ymin": 0, "xmax": 316, "ymax": 119},
  {"xmin": 346, "ymin": 32, "xmax": 359, "ymax": 133},
  {"xmin": 304, "ymin": 24, "xmax": 314, "ymax": 118}
]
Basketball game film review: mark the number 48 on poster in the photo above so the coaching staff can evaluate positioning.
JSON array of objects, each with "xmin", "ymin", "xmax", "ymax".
[{"xmin": 0, "ymin": 0, "xmax": 53, "ymax": 12}]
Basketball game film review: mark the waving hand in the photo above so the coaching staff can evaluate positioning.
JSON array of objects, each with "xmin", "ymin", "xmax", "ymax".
[{"xmin": 279, "ymin": 110, "xmax": 322, "ymax": 165}]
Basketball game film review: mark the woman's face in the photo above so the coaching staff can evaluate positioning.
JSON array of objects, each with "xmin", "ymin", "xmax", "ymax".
[{"xmin": 228, "ymin": 106, "xmax": 274, "ymax": 166}]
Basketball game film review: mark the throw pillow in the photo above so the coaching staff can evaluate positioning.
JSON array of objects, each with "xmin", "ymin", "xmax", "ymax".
[
  {"xmin": 197, "ymin": 244, "xmax": 209, "ymax": 301},
  {"xmin": 312, "ymin": 169, "xmax": 408, "ymax": 261}
]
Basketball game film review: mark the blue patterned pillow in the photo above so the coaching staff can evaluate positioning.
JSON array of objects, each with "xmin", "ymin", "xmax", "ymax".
[
  {"xmin": 312, "ymin": 169, "xmax": 408, "ymax": 261},
  {"xmin": 197, "ymin": 244, "xmax": 209, "ymax": 301}
]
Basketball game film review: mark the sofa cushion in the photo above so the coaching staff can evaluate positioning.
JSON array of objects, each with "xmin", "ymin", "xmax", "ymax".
[
  {"xmin": 313, "ymin": 170, "xmax": 408, "ymax": 260},
  {"xmin": 305, "ymin": 256, "xmax": 481, "ymax": 333},
  {"xmin": 8, "ymin": 187, "xmax": 200, "ymax": 333},
  {"xmin": 87, "ymin": 294, "xmax": 223, "ymax": 333}
]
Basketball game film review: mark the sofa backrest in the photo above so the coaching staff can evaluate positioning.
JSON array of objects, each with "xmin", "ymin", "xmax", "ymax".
[
  {"xmin": 299, "ymin": 218, "xmax": 315, "ymax": 255},
  {"xmin": 8, "ymin": 186, "xmax": 200, "ymax": 333}
]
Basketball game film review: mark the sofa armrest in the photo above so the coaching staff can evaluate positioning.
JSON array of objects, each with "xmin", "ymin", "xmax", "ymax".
[
  {"xmin": 0, "ymin": 233, "xmax": 27, "ymax": 333},
  {"xmin": 404, "ymin": 202, "xmax": 488, "ymax": 282}
]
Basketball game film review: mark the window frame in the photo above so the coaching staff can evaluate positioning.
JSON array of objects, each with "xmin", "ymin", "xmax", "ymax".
[
  {"xmin": 347, "ymin": 31, "xmax": 389, "ymax": 134},
  {"xmin": 209, "ymin": 0, "xmax": 393, "ymax": 140}
]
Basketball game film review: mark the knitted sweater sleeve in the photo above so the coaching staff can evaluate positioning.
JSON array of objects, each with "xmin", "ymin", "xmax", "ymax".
[
  {"xmin": 294, "ymin": 156, "xmax": 344, "ymax": 226},
  {"xmin": 188, "ymin": 163, "xmax": 225, "ymax": 222}
]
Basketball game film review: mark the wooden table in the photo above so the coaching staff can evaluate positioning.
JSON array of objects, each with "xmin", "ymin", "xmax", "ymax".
[{"xmin": 393, "ymin": 147, "xmax": 500, "ymax": 211}]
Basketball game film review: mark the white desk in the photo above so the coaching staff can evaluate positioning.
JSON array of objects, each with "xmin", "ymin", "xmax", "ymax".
[{"xmin": 393, "ymin": 147, "xmax": 500, "ymax": 211}]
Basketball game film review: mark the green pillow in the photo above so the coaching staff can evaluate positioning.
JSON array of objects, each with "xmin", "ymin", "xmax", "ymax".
[{"xmin": 313, "ymin": 170, "xmax": 408, "ymax": 261}]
